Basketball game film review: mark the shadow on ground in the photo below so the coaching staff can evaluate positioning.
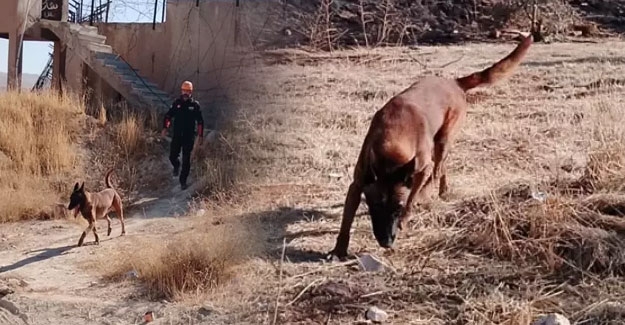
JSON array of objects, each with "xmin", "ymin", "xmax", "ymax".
[
  {"xmin": 0, "ymin": 244, "xmax": 74, "ymax": 274},
  {"xmin": 237, "ymin": 204, "xmax": 370, "ymax": 264}
]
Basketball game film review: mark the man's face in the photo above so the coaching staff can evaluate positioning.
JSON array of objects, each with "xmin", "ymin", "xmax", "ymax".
[{"xmin": 181, "ymin": 90, "xmax": 192, "ymax": 100}]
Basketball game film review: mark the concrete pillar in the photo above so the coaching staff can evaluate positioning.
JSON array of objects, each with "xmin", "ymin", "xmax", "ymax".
[
  {"xmin": 51, "ymin": 41, "xmax": 67, "ymax": 92},
  {"xmin": 7, "ymin": 32, "xmax": 23, "ymax": 91}
]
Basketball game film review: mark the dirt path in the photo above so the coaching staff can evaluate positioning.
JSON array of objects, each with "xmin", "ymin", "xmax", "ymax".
[{"xmin": 0, "ymin": 154, "xmax": 213, "ymax": 324}]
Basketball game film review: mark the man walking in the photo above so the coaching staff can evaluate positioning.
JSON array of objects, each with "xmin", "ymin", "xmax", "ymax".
[{"xmin": 161, "ymin": 80, "xmax": 204, "ymax": 190}]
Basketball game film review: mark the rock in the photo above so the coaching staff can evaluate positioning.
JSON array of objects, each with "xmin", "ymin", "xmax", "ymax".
[
  {"xmin": 125, "ymin": 270, "xmax": 139, "ymax": 279},
  {"xmin": 357, "ymin": 254, "xmax": 387, "ymax": 272},
  {"xmin": 144, "ymin": 311, "xmax": 155, "ymax": 323},
  {"xmin": 198, "ymin": 306, "xmax": 213, "ymax": 317},
  {"xmin": 533, "ymin": 313, "xmax": 570, "ymax": 325},
  {"xmin": 0, "ymin": 286, "xmax": 14, "ymax": 298},
  {"xmin": 365, "ymin": 306, "xmax": 388, "ymax": 323},
  {"xmin": 531, "ymin": 191, "xmax": 547, "ymax": 202}
]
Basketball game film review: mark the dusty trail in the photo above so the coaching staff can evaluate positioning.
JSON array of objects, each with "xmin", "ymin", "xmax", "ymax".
[{"xmin": 0, "ymin": 152, "xmax": 210, "ymax": 324}]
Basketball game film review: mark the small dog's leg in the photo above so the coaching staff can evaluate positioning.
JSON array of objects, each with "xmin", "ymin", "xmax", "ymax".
[
  {"xmin": 115, "ymin": 195, "xmax": 126, "ymax": 236},
  {"xmin": 433, "ymin": 110, "xmax": 465, "ymax": 199},
  {"xmin": 78, "ymin": 221, "xmax": 93, "ymax": 247},
  {"xmin": 92, "ymin": 225, "xmax": 100, "ymax": 245},
  {"xmin": 106, "ymin": 215, "xmax": 112, "ymax": 236},
  {"xmin": 77, "ymin": 231, "xmax": 87, "ymax": 247}
]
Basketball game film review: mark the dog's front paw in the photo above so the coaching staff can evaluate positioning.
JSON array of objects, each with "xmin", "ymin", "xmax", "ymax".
[
  {"xmin": 120, "ymin": 231, "xmax": 126, "ymax": 237},
  {"xmin": 326, "ymin": 249, "xmax": 348, "ymax": 262}
]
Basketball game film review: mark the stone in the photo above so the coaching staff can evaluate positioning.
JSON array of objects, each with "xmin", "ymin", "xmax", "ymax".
[
  {"xmin": 365, "ymin": 306, "xmax": 388, "ymax": 323},
  {"xmin": 357, "ymin": 254, "xmax": 387, "ymax": 272},
  {"xmin": 144, "ymin": 311, "xmax": 155, "ymax": 323},
  {"xmin": 198, "ymin": 306, "xmax": 213, "ymax": 317},
  {"xmin": 125, "ymin": 270, "xmax": 139, "ymax": 279},
  {"xmin": 533, "ymin": 313, "xmax": 570, "ymax": 325}
]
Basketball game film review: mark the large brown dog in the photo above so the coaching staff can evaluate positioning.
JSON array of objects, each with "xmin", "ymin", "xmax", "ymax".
[
  {"xmin": 328, "ymin": 35, "xmax": 533, "ymax": 259},
  {"xmin": 67, "ymin": 169, "xmax": 126, "ymax": 247}
]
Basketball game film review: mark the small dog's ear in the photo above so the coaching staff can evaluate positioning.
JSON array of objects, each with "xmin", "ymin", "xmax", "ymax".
[
  {"xmin": 73, "ymin": 182, "xmax": 80, "ymax": 192},
  {"xmin": 79, "ymin": 182, "xmax": 85, "ymax": 192}
]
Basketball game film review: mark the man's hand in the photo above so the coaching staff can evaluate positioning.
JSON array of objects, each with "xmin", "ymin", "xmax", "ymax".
[{"xmin": 161, "ymin": 128, "xmax": 168, "ymax": 137}]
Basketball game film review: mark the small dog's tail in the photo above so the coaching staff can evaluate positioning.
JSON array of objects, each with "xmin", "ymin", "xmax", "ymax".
[
  {"xmin": 455, "ymin": 35, "xmax": 533, "ymax": 92},
  {"xmin": 105, "ymin": 168, "xmax": 115, "ymax": 189}
]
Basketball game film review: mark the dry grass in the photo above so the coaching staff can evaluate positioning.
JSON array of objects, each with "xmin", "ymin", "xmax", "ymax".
[
  {"xmin": 103, "ymin": 217, "xmax": 262, "ymax": 301},
  {"xmin": 113, "ymin": 111, "xmax": 146, "ymax": 158},
  {"xmin": 84, "ymin": 105, "xmax": 169, "ymax": 203},
  {"xmin": 181, "ymin": 38, "xmax": 625, "ymax": 323},
  {"xmin": 0, "ymin": 90, "xmax": 86, "ymax": 221}
]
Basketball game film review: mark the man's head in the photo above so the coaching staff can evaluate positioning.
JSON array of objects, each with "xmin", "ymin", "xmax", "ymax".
[
  {"xmin": 363, "ymin": 157, "xmax": 415, "ymax": 248},
  {"xmin": 181, "ymin": 81, "xmax": 193, "ymax": 100}
]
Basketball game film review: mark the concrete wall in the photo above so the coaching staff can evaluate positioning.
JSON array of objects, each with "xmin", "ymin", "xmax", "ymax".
[
  {"xmin": 96, "ymin": 23, "xmax": 171, "ymax": 91},
  {"xmin": 96, "ymin": 0, "xmax": 243, "ymax": 103},
  {"xmin": 1, "ymin": 0, "xmax": 64, "ymax": 89},
  {"xmin": 0, "ymin": 2, "xmax": 17, "ymax": 33}
]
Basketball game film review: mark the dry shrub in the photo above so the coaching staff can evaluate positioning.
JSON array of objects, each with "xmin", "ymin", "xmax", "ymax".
[
  {"xmin": 193, "ymin": 129, "xmax": 250, "ymax": 201},
  {"xmin": 580, "ymin": 144, "xmax": 625, "ymax": 192},
  {"xmin": 446, "ymin": 180, "xmax": 625, "ymax": 277},
  {"xmin": 105, "ymin": 218, "xmax": 260, "ymax": 300},
  {"xmin": 0, "ymin": 91, "xmax": 83, "ymax": 175},
  {"xmin": 113, "ymin": 111, "xmax": 146, "ymax": 158},
  {"xmin": 0, "ymin": 90, "xmax": 85, "ymax": 222}
]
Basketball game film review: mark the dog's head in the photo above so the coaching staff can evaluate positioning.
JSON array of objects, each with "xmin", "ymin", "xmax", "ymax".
[
  {"xmin": 363, "ymin": 157, "xmax": 415, "ymax": 248},
  {"xmin": 67, "ymin": 182, "xmax": 86, "ymax": 211}
]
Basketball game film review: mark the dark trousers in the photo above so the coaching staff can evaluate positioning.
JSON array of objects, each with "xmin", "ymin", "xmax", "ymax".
[{"xmin": 169, "ymin": 135, "xmax": 195, "ymax": 185}]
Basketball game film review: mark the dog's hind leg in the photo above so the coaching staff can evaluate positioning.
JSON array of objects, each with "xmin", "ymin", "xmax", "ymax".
[
  {"xmin": 433, "ymin": 108, "xmax": 466, "ymax": 198},
  {"xmin": 106, "ymin": 214, "xmax": 112, "ymax": 236},
  {"xmin": 114, "ymin": 194, "xmax": 126, "ymax": 236},
  {"xmin": 92, "ymin": 223, "xmax": 100, "ymax": 245}
]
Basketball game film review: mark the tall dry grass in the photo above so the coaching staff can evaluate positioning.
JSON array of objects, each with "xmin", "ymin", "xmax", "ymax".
[
  {"xmin": 114, "ymin": 111, "xmax": 145, "ymax": 157},
  {"xmin": 104, "ymin": 218, "xmax": 262, "ymax": 300},
  {"xmin": 197, "ymin": 39, "xmax": 625, "ymax": 324},
  {"xmin": 0, "ymin": 90, "xmax": 85, "ymax": 221}
]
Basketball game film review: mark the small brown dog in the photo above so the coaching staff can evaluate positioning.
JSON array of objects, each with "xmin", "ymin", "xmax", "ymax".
[
  {"xmin": 328, "ymin": 35, "xmax": 534, "ymax": 260},
  {"xmin": 68, "ymin": 168, "xmax": 126, "ymax": 246}
]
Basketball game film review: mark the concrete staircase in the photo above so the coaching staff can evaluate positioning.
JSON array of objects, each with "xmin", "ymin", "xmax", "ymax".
[{"xmin": 37, "ymin": 21, "xmax": 172, "ymax": 112}]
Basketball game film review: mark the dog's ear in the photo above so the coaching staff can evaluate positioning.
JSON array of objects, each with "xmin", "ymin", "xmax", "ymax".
[
  {"xmin": 392, "ymin": 156, "xmax": 416, "ymax": 187},
  {"xmin": 73, "ymin": 182, "xmax": 80, "ymax": 192},
  {"xmin": 79, "ymin": 182, "xmax": 85, "ymax": 192}
]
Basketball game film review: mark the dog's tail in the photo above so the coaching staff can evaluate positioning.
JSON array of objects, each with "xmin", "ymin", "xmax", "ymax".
[
  {"xmin": 455, "ymin": 35, "xmax": 533, "ymax": 92},
  {"xmin": 105, "ymin": 168, "xmax": 114, "ymax": 189}
]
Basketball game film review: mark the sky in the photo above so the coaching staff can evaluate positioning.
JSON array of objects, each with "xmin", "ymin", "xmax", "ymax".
[{"xmin": 0, "ymin": 0, "xmax": 161, "ymax": 75}]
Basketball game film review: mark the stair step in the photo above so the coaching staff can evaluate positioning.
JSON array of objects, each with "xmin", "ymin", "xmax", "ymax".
[
  {"xmin": 87, "ymin": 43, "xmax": 113, "ymax": 53},
  {"xmin": 94, "ymin": 52, "xmax": 120, "ymax": 60},
  {"xmin": 133, "ymin": 87, "xmax": 170, "ymax": 99},
  {"xmin": 78, "ymin": 25, "xmax": 99, "ymax": 32},
  {"xmin": 78, "ymin": 33, "xmax": 107, "ymax": 44},
  {"xmin": 135, "ymin": 87, "xmax": 170, "ymax": 98},
  {"xmin": 125, "ymin": 78, "xmax": 165, "ymax": 91},
  {"xmin": 99, "ymin": 57, "xmax": 133, "ymax": 70}
]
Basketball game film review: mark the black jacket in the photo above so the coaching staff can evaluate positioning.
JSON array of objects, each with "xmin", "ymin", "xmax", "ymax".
[{"xmin": 163, "ymin": 96, "xmax": 204, "ymax": 139}]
